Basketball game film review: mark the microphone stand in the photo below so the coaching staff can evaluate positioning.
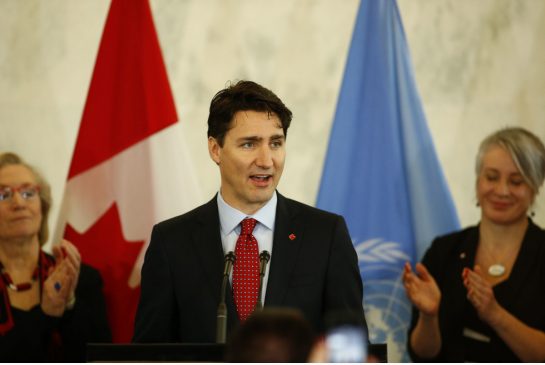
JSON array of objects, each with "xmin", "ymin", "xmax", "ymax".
[
  {"xmin": 254, "ymin": 250, "xmax": 271, "ymax": 311},
  {"xmin": 216, "ymin": 251, "xmax": 235, "ymax": 344}
]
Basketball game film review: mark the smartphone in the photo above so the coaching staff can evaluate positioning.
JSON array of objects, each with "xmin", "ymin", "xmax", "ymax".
[{"xmin": 325, "ymin": 324, "xmax": 368, "ymax": 363}]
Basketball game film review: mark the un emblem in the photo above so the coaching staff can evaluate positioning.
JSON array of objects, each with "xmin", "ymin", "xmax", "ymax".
[{"xmin": 356, "ymin": 238, "xmax": 412, "ymax": 362}]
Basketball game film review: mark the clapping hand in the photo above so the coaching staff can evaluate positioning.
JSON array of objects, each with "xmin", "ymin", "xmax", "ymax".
[
  {"xmin": 403, "ymin": 262, "xmax": 441, "ymax": 317},
  {"xmin": 462, "ymin": 265, "xmax": 502, "ymax": 326},
  {"xmin": 41, "ymin": 240, "xmax": 81, "ymax": 317}
]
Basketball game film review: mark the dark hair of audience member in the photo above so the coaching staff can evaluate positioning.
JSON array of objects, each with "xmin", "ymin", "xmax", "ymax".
[{"xmin": 225, "ymin": 308, "xmax": 316, "ymax": 362}]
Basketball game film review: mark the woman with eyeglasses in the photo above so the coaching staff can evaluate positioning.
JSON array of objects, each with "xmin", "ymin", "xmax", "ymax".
[
  {"xmin": 403, "ymin": 127, "xmax": 545, "ymax": 362},
  {"xmin": 0, "ymin": 152, "xmax": 111, "ymax": 361}
]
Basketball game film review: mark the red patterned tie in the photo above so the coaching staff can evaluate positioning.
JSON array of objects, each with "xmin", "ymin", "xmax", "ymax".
[{"xmin": 233, "ymin": 218, "xmax": 260, "ymax": 321}]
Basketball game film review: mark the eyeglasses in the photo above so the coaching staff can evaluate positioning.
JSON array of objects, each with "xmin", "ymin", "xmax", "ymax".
[{"xmin": 0, "ymin": 185, "xmax": 40, "ymax": 202}]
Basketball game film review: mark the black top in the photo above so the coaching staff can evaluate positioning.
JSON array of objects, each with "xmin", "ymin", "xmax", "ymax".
[
  {"xmin": 0, "ymin": 262, "xmax": 111, "ymax": 361},
  {"xmin": 408, "ymin": 219, "xmax": 545, "ymax": 362}
]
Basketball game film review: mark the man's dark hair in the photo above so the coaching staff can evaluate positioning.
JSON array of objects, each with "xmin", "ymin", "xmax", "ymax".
[
  {"xmin": 225, "ymin": 308, "xmax": 315, "ymax": 362},
  {"xmin": 207, "ymin": 80, "xmax": 293, "ymax": 146}
]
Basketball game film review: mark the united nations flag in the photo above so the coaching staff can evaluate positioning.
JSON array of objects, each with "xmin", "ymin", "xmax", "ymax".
[{"xmin": 316, "ymin": 0, "xmax": 460, "ymax": 361}]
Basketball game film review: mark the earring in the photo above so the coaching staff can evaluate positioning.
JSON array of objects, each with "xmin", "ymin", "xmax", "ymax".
[{"xmin": 530, "ymin": 211, "xmax": 535, "ymax": 217}]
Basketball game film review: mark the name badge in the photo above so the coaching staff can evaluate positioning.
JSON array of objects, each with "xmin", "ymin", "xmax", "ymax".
[{"xmin": 463, "ymin": 327, "xmax": 491, "ymax": 343}]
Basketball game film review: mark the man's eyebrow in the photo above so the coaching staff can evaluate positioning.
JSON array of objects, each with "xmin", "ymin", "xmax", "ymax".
[{"xmin": 236, "ymin": 136, "xmax": 263, "ymax": 142}]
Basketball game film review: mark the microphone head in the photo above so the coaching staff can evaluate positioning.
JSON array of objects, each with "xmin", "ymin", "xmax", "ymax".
[
  {"xmin": 259, "ymin": 250, "xmax": 271, "ymax": 263},
  {"xmin": 226, "ymin": 251, "xmax": 236, "ymax": 263}
]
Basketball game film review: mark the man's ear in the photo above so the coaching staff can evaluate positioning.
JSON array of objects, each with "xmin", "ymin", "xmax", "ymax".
[{"xmin": 208, "ymin": 137, "xmax": 221, "ymax": 165}]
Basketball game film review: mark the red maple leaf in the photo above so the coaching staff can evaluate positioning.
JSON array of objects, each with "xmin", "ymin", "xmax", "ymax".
[{"xmin": 64, "ymin": 203, "xmax": 144, "ymax": 343}]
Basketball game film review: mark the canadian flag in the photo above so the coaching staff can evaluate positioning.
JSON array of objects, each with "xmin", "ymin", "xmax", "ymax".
[{"xmin": 60, "ymin": 0, "xmax": 202, "ymax": 342}]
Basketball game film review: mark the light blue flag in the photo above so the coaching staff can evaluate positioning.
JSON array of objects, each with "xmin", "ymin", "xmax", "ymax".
[{"xmin": 316, "ymin": 0, "xmax": 460, "ymax": 361}]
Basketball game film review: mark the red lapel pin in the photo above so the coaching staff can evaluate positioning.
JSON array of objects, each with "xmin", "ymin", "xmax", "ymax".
[{"xmin": 289, "ymin": 233, "xmax": 296, "ymax": 241}]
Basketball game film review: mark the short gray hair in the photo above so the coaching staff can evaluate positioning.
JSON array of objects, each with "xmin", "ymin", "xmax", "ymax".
[{"xmin": 475, "ymin": 127, "xmax": 545, "ymax": 194}]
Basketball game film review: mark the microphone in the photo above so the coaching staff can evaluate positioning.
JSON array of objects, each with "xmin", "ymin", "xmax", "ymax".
[
  {"xmin": 216, "ymin": 251, "xmax": 235, "ymax": 344},
  {"xmin": 255, "ymin": 250, "xmax": 271, "ymax": 311}
]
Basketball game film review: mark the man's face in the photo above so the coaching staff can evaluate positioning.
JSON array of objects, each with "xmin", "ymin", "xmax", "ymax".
[{"xmin": 209, "ymin": 110, "xmax": 286, "ymax": 214}]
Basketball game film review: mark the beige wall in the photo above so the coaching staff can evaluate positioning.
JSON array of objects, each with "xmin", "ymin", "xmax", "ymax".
[{"xmin": 1, "ymin": 0, "xmax": 544, "ymax": 248}]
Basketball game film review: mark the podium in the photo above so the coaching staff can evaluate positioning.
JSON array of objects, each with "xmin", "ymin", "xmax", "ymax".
[
  {"xmin": 87, "ymin": 342, "xmax": 387, "ymax": 362},
  {"xmin": 87, "ymin": 343, "xmax": 225, "ymax": 362}
]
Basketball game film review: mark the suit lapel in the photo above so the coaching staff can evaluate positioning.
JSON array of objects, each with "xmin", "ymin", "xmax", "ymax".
[
  {"xmin": 265, "ymin": 193, "xmax": 304, "ymax": 306},
  {"xmin": 192, "ymin": 196, "xmax": 224, "ymax": 300},
  {"xmin": 192, "ymin": 195, "xmax": 239, "ymax": 327}
]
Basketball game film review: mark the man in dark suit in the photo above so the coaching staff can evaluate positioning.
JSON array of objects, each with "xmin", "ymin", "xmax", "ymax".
[{"xmin": 133, "ymin": 80, "xmax": 366, "ymax": 343}]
